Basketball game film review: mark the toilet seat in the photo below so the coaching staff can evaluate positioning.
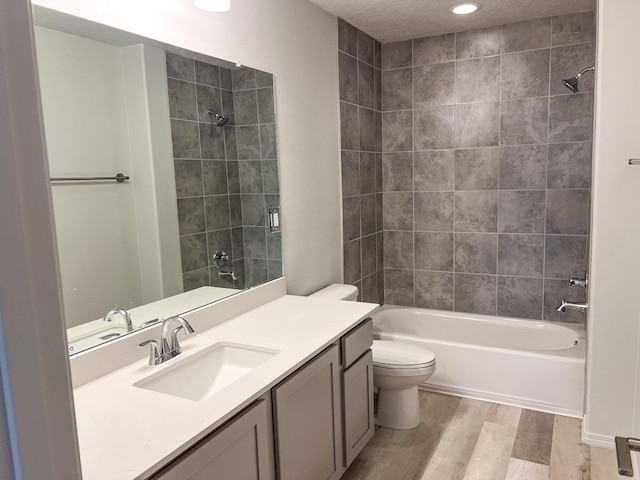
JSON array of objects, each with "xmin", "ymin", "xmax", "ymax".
[{"xmin": 372, "ymin": 340, "xmax": 436, "ymax": 369}]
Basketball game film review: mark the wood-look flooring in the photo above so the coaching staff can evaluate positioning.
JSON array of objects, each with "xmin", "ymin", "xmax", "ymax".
[{"xmin": 342, "ymin": 391, "xmax": 621, "ymax": 480}]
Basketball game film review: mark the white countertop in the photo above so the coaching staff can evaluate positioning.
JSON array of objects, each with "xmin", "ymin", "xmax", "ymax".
[{"xmin": 73, "ymin": 295, "xmax": 378, "ymax": 480}]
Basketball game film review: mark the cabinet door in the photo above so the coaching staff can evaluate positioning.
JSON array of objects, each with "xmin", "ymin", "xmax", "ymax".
[
  {"xmin": 342, "ymin": 350, "xmax": 374, "ymax": 467},
  {"xmin": 273, "ymin": 345, "xmax": 343, "ymax": 480},
  {"xmin": 152, "ymin": 399, "xmax": 274, "ymax": 480}
]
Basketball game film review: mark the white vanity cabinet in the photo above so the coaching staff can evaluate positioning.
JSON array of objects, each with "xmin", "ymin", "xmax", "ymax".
[{"xmin": 151, "ymin": 398, "xmax": 275, "ymax": 480}]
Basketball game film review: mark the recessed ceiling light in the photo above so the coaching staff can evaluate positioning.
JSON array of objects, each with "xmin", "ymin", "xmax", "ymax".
[{"xmin": 451, "ymin": 3, "xmax": 481, "ymax": 14}]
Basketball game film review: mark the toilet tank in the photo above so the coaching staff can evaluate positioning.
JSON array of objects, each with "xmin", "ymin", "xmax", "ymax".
[{"xmin": 309, "ymin": 284, "xmax": 358, "ymax": 301}]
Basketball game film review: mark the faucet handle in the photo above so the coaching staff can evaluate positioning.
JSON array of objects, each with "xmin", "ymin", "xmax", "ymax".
[
  {"xmin": 138, "ymin": 339, "xmax": 161, "ymax": 365},
  {"xmin": 569, "ymin": 277, "xmax": 588, "ymax": 287}
]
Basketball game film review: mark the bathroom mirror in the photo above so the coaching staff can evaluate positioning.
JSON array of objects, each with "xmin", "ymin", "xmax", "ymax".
[{"xmin": 32, "ymin": 6, "xmax": 282, "ymax": 355}]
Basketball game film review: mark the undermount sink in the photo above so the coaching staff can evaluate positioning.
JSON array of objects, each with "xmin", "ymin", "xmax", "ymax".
[{"xmin": 134, "ymin": 342, "xmax": 279, "ymax": 401}]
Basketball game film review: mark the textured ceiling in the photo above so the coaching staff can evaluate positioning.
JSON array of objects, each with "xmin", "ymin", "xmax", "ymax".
[{"xmin": 308, "ymin": 0, "xmax": 595, "ymax": 43}]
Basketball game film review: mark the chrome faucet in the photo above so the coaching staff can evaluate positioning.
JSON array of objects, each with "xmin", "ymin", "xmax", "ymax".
[
  {"xmin": 137, "ymin": 315, "xmax": 195, "ymax": 365},
  {"xmin": 557, "ymin": 298, "xmax": 588, "ymax": 313},
  {"xmin": 103, "ymin": 307, "xmax": 133, "ymax": 332}
]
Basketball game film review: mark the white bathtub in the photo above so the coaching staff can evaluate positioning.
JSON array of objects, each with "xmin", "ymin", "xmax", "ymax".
[{"xmin": 372, "ymin": 305, "xmax": 586, "ymax": 418}]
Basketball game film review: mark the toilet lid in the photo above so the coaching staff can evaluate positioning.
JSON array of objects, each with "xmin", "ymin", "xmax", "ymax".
[{"xmin": 372, "ymin": 340, "xmax": 436, "ymax": 368}]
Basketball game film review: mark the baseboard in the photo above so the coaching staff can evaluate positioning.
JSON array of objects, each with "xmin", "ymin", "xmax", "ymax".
[
  {"xmin": 419, "ymin": 383, "xmax": 583, "ymax": 419},
  {"xmin": 581, "ymin": 429, "xmax": 615, "ymax": 448}
]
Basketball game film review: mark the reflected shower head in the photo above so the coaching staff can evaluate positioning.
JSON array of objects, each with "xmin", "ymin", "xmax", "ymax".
[
  {"xmin": 207, "ymin": 109, "xmax": 229, "ymax": 126},
  {"xmin": 562, "ymin": 65, "xmax": 595, "ymax": 93}
]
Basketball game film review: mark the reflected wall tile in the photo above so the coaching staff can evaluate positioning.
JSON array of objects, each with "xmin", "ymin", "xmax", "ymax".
[
  {"xmin": 498, "ymin": 190, "xmax": 546, "ymax": 234},
  {"xmin": 203, "ymin": 159, "xmax": 229, "ymax": 195},
  {"xmin": 383, "ymin": 231, "xmax": 414, "ymax": 269},
  {"xmin": 548, "ymin": 94, "xmax": 593, "ymax": 143},
  {"xmin": 361, "ymin": 194, "xmax": 377, "ymax": 236},
  {"xmin": 241, "ymin": 194, "xmax": 266, "ymax": 226},
  {"xmin": 499, "ymin": 145, "xmax": 547, "ymax": 190},
  {"xmin": 500, "ymin": 50, "xmax": 550, "ymax": 100},
  {"xmin": 195, "ymin": 61, "xmax": 220, "ymax": 87},
  {"xmin": 454, "ymin": 273, "xmax": 497, "ymax": 315},
  {"xmin": 501, "ymin": 18, "xmax": 551, "ymax": 53},
  {"xmin": 200, "ymin": 122, "xmax": 226, "ymax": 159},
  {"xmin": 455, "ymin": 191, "xmax": 498, "ymax": 232},
  {"xmin": 183, "ymin": 269, "xmax": 209, "ymax": 291},
  {"xmin": 180, "ymin": 233, "xmax": 208, "ymax": 272},
  {"xmin": 174, "ymin": 160, "xmax": 203, "ymax": 198},
  {"xmin": 376, "ymin": 193, "xmax": 383, "ymax": 231},
  {"xmin": 413, "ymin": 33, "xmax": 455, "ymax": 66},
  {"xmin": 238, "ymin": 160, "xmax": 263, "ymax": 194},
  {"xmin": 362, "ymin": 273, "xmax": 379, "ymax": 304},
  {"xmin": 262, "ymin": 159, "xmax": 279, "ymax": 194},
  {"xmin": 267, "ymin": 230, "xmax": 282, "ymax": 260},
  {"xmin": 552, "ymin": 11, "xmax": 595, "ymax": 46},
  {"xmin": 383, "ymin": 111, "xmax": 413, "ymax": 152},
  {"xmin": 171, "ymin": 119, "xmax": 200, "ymax": 159},
  {"xmin": 343, "ymin": 239, "xmax": 361, "ymax": 283},
  {"xmin": 500, "ymin": 98, "xmax": 548, "ymax": 145},
  {"xmin": 414, "ymin": 105, "xmax": 454, "ymax": 150},
  {"xmin": 232, "ymin": 68, "xmax": 256, "ymax": 90},
  {"xmin": 168, "ymin": 79, "xmax": 197, "ymax": 121},
  {"xmin": 374, "ymin": 153, "xmax": 383, "ymax": 191},
  {"xmin": 414, "ymin": 150, "xmax": 455, "ymax": 191},
  {"xmin": 231, "ymin": 225, "xmax": 244, "ymax": 256},
  {"xmin": 343, "ymin": 196, "xmax": 361, "ymax": 241},
  {"xmin": 414, "ymin": 191, "xmax": 454, "ymax": 231},
  {"xmin": 455, "ymin": 232, "xmax": 498, "ymax": 274},
  {"xmin": 267, "ymin": 260, "xmax": 283, "ymax": 281},
  {"xmin": 374, "ymin": 111, "xmax": 382, "ymax": 152},
  {"xmin": 498, "ymin": 234, "xmax": 544, "ymax": 277},
  {"xmin": 221, "ymin": 89, "xmax": 235, "ymax": 125},
  {"xmin": 243, "ymin": 226, "xmax": 267, "ymax": 258},
  {"xmin": 497, "ymin": 277, "xmax": 543, "ymax": 319},
  {"xmin": 260, "ymin": 124, "xmax": 278, "ymax": 159},
  {"xmin": 257, "ymin": 87, "xmax": 276, "ymax": 124},
  {"xmin": 359, "ymin": 107, "xmax": 376, "ymax": 152},
  {"xmin": 196, "ymin": 84, "xmax": 222, "ymax": 122},
  {"xmin": 415, "ymin": 232, "xmax": 453, "ymax": 271},
  {"xmin": 543, "ymin": 278, "xmax": 587, "ymax": 323},
  {"xmin": 339, "ymin": 51, "xmax": 358, "ymax": 104},
  {"xmin": 227, "ymin": 160, "xmax": 241, "ymax": 194},
  {"xmin": 224, "ymin": 126, "xmax": 238, "ymax": 160},
  {"xmin": 219, "ymin": 68, "xmax": 232, "ymax": 90},
  {"xmin": 340, "ymin": 102, "xmax": 359, "ymax": 150},
  {"xmin": 245, "ymin": 258, "xmax": 269, "ymax": 286},
  {"xmin": 235, "ymin": 125, "xmax": 261, "ymax": 159},
  {"xmin": 547, "ymin": 142, "xmax": 592, "ymax": 189},
  {"xmin": 229, "ymin": 195, "xmax": 242, "ymax": 228},
  {"xmin": 338, "ymin": 18, "xmax": 358, "ymax": 56},
  {"xmin": 166, "ymin": 52, "xmax": 194, "ymax": 81},
  {"xmin": 455, "ymin": 147, "xmax": 500, "ymax": 190},
  {"xmin": 358, "ymin": 30, "xmax": 375, "ymax": 65},
  {"xmin": 550, "ymin": 43, "xmax": 595, "ymax": 95},
  {"xmin": 382, "ymin": 40, "xmax": 412, "ymax": 70},
  {"xmin": 362, "ymin": 234, "xmax": 378, "ymax": 278},
  {"xmin": 385, "ymin": 268, "xmax": 415, "ymax": 305},
  {"xmin": 415, "ymin": 271, "xmax": 453, "ymax": 310},
  {"xmin": 207, "ymin": 229, "xmax": 232, "ymax": 259},
  {"xmin": 383, "ymin": 192, "xmax": 413, "ymax": 231},
  {"xmin": 375, "ymin": 40, "xmax": 382, "ymax": 69},
  {"xmin": 204, "ymin": 195, "xmax": 231, "ymax": 230},
  {"xmin": 544, "ymin": 235, "xmax": 588, "ymax": 278},
  {"xmin": 382, "ymin": 68, "xmax": 413, "ymax": 111},
  {"xmin": 455, "ymin": 57, "xmax": 500, "ymax": 104},
  {"xmin": 177, "ymin": 197, "xmax": 205, "ymax": 234},
  {"xmin": 414, "ymin": 63, "xmax": 454, "ymax": 107},
  {"xmin": 382, "ymin": 152, "xmax": 413, "ymax": 191},
  {"xmin": 456, "ymin": 26, "xmax": 501, "ymax": 59},
  {"xmin": 455, "ymin": 102, "xmax": 500, "ymax": 148},
  {"xmin": 360, "ymin": 152, "xmax": 377, "ymax": 194},
  {"xmin": 374, "ymin": 68, "xmax": 382, "ymax": 111},
  {"xmin": 546, "ymin": 189, "xmax": 590, "ymax": 234},
  {"xmin": 359, "ymin": 61, "xmax": 375, "ymax": 109}
]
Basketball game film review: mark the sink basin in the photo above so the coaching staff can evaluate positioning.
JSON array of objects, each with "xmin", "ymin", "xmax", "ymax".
[{"xmin": 134, "ymin": 342, "xmax": 279, "ymax": 401}]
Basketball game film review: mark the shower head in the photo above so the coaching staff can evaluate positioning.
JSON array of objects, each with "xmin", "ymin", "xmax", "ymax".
[
  {"xmin": 207, "ymin": 109, "xmax": 229, "ymax": 126},
  {"xmin": 562, "ymin": 65, "xmax": 595, "ymax": 93}
]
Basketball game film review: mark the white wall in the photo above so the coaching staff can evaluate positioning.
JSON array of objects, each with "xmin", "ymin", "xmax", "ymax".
[
  {"xmin": 32, "ymin": 0, "xmax": 343, "ymax": 296},
  {"xmin": 584, "ymin": 0, "xmax": 640, "ymax": 445}
]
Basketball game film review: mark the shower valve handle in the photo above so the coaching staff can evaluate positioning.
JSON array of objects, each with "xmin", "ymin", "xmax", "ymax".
[{"xmin": 568, "ymin": 277, "xmax": 588, "ymax": 287}]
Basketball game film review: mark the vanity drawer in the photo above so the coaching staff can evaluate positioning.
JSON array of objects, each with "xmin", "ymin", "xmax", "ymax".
[{"xmin": 340, "ymin": 318, "xmax": 372, "ymax": 368}]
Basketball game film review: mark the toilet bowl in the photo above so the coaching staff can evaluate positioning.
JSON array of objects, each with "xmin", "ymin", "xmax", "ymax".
[
  {"xmin": 372, "ymin": 340, "xmax": 436, "ymax": 429},
  {"xmin": 309, "ymin": 284, "xmax": 437, "ymax": 430}
]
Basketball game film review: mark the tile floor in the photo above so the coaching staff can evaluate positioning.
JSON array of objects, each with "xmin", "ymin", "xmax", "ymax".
[{"xmin": 342, "ymin": 391, "xmax": 622, "ymax": 480}]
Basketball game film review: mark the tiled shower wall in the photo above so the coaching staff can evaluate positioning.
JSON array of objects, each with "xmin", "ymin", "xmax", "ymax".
[
  {"xmin": 166, "ymin": 53, "xmax": 281, "ymax": 292},
  {"xmin": 341, "ymin": 12, "xmax": 595, "ymax": 322},
  {"xmin": 339, "ymin": 19, "xmax": 384, "ymax": 304}
]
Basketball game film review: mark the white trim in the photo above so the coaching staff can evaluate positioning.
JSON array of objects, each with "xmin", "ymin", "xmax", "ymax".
[{"xmin": 0, "ymin": 0, "xmax": 81, "ymax": 477}]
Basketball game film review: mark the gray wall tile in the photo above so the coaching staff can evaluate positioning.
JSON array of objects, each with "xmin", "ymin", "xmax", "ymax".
[
  {"xmin": 547, "ymin": 142, "xmax": 592, "ymax": 189},
  {"xmin": 543, "ymin": 278, "xmax": 587, "ymax": 323},
  {"xmin": 498, "ymin": 190, "xmax": 546, "ymax": 233},
  {"xmin": 455, "ymin": 57, "xmax": 500, "ymax": 104},
  {"xmin": 359, "ymin": 61, "xmax": 375, "ymax": 109},
  {"xmin": 238, "ymin": 160, "xmax": 263, "ymax": 194},
  {"xmin": 260, "ymin": 124, "xmax": 278, "ymax": 159},
  {"xmin": 343, "ymin": 196, "xmax": 361, "ymax": 241},
  {"xmin": 359, "ymin": 107, "xmax": 376, "ymax": 151},
  {"xmin": 241, "ymin": 194, "xmax": 266, "ymax": 226},
  {"xmin": 455, "ymin": 102, "xmax": 500, "ymax": 147},
  {"xmin": 257, "ymin": 87, "xmax": 276, "ymax": 124},
  {"xmin": 340, "ymin": 102, "xmax": 359, "ymax": 150},
  {"xmin": 383, "ymin": 192, "xmax": 413, "ymax": 230},
  {"xmin": 338, "ymin": 18, "xmax": 358, "ymax": 56},
  {"xmin": 195, "ymin": 61, "xmax": 220, "ymax": 87},
  {"xmin": 383, "ymin": 111, "xmax": 413, "ymax": 151},
  {"xmin": 383, "ymin": 231, "xmax": 414, "ymax": 269},
  {"xmin": 414, "ymin": 33, "xmax": 455, "ymax": 66},
  {"xmin": 358, "ymin": 30, "xmax": 375, "ymax": 65},
  {"xmin": 414, "ymin": 150, "xmax": 455, "ymax": 191},
  {"xmin": 498, "ymin": 234, "xmax": 544, "ymax": 277},
  {"xmin": 385, "ymin": 268, "xmax": 415, "ymax": 305},
  {"xmin": 414, "ymin": 191, "xmax": 454, "ymax": 231},
  {"xmin": 180, "ymin": 234, "xmax": 208, "ymax": 272},
  {"xmin": 382, "ymin": 40, "xmax": 413, "ymax": 69},
  {"xmin": 415, "ymin": 232, "xmax": 453, "ymax": 271},
  {"xmin": 168, "ymin": 78, "xmax": 197, "ymax": 120},
  {"xmin": 455, "ymin": 273, "xmax": 497, "ymax": 315},
  {"xmin": 382, "ymin": 152, "xmax": 413, "ymax": 191},
  {"xmin": 200, "ymin": 123, "xmax": 226, "ymax": 159},
  {"xmin": 166, "ymin": 53, "xmax": 194, "ymax": 81},
  {"xmin": 455, "ymin": 191, "xmax": 498, "ymax": 232},
  {"xmin": 501, "ymin": 18, "xmax": 551, "ymax": 53},
  {"xmin": 361, "ymin": 194, "xmax": 377, "ymax": 236},
  {"xmin": 203, "ymin": 159, "xmax": 229, "ymax": 195},
  {"xmin": 171, "ymin": 119, "xmax": 200, "ymax": 159},
  {"xmin": 500, "ymin": 98, "xmax": 548, "ymax": 145},
  {"xmin": 455, "ymin": 233, "xmax": 498, "ymax": 274},
  {"xmin": 415, "ymin": 271, "xmax": 453, "ymax": 310},
  {"xmin": 546, "ymin": 189, "xmax": 591, "ymax": 234},
  {"xmin": 550, "ymin": 43, "xmax": 595, "ymax": 95},
  {"xmin": 344, "ymin": 239, "xmax": 361, "ymax": 284},
  {"xmin": 232, "ymin": 68, "xmax": 257, "ymax": 90},
  {"xmin": 235, "ymin": 125, "xmax": 261, "ymax": 159},
  {"xmin": 177, "ymin": 197, "xmax": 205, "ymax": 234},
  {"xmin": 455, "ymin": 147, "xmax": 500, "ymax": 190},
  {"xmin": 497, "ymin": 277, "xmax": 543, "ymax": 319},
  {"xmin": 548, "ymin": 94, "xmax": 593, "ymax": 143},
  {"xmin": 342, "ymin": 150, "xmax": 360, "ymax": 197},
  {"xmin": 414, "ymin": 105, "xmax": 454, "ymax": 150},
  {"xmin": 361, "ymin": 234, "xmax": 378, "ymax": 278},
  {"xmin": 360, "ymin": 152, "xmax": 377, "ymax": 194},
  {"xmin": 552, "ymin": 11, "xmax": 595, "ymax": 46},
  {"xmin": 500, "ymin": 49, "xmax": 550, "ymax": 100},
  {"xmin": 456, "ymin": 27, "xmax": 501, "ymax": 59},
  {"xmin": 196, "ymin": 84, "xmax": 222, "ymax": 122},
  {"xmin": 414, "ymin": 63, "xmax": 454, "ymax": 107},
  {"xmin": 174, "ymin": 160, "xmax": 203, "ymax": 198},
  {"xmin": 544, "ymin": 235, "xmax": 588, "ymax": 278},
  {"xmin": 499, "ymin": 145, "xmax": 547, "ymax": 189}
]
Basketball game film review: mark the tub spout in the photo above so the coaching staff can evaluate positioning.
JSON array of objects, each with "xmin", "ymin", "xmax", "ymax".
[{"xmin": 557, "ymin": 298, "xmax": 588, "ymax": 313}]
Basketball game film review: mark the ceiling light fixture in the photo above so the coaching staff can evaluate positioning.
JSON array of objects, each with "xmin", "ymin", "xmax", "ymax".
[
  {"xmin": 451, "ymin": 3, "xmax": 481, "ymax": 14},
  {"xmin": 194, "ymin": 0, "xmax": 230, "ymax": 12}
]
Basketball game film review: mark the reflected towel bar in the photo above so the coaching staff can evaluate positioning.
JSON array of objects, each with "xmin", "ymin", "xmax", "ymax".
[
  {"xmin": 628, "ymin": 159, "xmax": 640, "ymax": 166},
  {"xmin": 50, "ymin": 173, "xmax": 130, "ymax": 183}
]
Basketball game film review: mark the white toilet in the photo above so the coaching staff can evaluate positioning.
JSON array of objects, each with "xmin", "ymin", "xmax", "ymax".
[{"xmin": 309, "ymin": 284, "xmax": 437, "ymax": 430}]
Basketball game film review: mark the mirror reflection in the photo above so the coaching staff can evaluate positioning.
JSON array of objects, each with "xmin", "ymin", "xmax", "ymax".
[{"xmin": 33, "ymin": 9, "xmax": 282, "ymax": 355}]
